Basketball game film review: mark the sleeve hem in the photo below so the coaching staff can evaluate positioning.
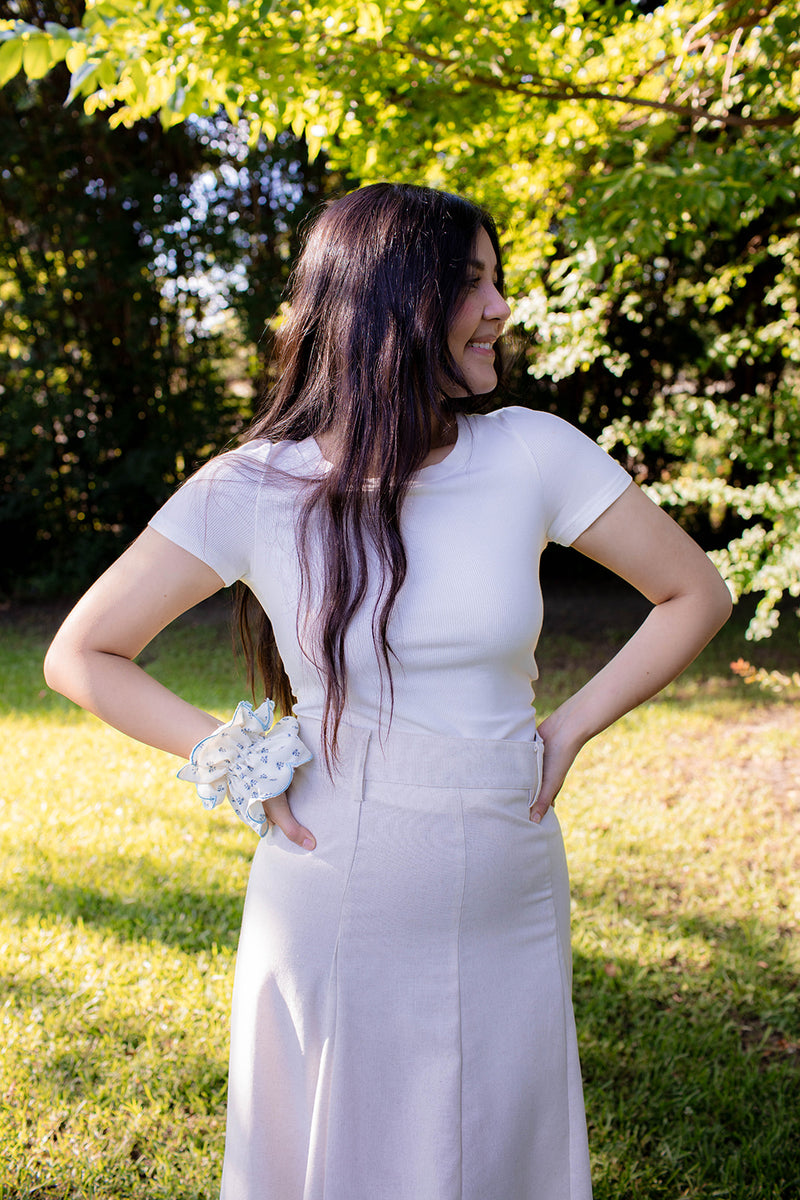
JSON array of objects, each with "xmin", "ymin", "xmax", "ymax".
[
  {"xmin": 550, "ymin": 476, "xmax": 633, "ymax": 547},
  {"xmin": 146, "ymin": 516, "xmax": 241, "ymax": 587}
]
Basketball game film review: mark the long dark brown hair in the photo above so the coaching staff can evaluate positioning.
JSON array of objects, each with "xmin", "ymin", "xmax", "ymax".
[{"xmin": 235, "ymin": 182, "xmax": 506, "ymax": 765}]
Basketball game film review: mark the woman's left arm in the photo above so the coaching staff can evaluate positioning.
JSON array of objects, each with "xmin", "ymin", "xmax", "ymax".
[{"xmin": 531, "ymin": 482, "xmax": 733, "ymax": 822}]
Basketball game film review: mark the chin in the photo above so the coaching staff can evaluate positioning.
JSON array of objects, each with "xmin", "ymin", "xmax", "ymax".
[{"xmin": 464, "ymin": 372, "xmax": 498, "ymax": 396}]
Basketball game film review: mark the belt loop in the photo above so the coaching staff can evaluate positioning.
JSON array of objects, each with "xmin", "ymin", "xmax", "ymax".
[{"xmin": 529, "ymin": 732, "xmax": 544, "ymax": 809}]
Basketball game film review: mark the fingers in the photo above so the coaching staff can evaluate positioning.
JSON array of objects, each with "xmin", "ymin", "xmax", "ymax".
[
  {"xmin": 530, "ymin": 762, "xmax": 566, "ymax": 823},
  {"xmin": 529, "ymin": 795, "xmax": 552, "ymax": 825},
  {"xmin": 261, "ymin": 792, "xmax": 316, "ymax": 850},
  {"xmin": 530, "ymin": 744, "xmax": 554, "ymax": 824},
  {"xmin": 529, "ymin": 717, "xmax": 584, "ymax": 824},
  {"xmin": 529, "ymin": 739, "xmax": 565, "ymax": 824}
]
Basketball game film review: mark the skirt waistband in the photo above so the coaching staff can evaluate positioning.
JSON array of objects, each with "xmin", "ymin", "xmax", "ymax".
[{"xmin": 297, "ymin": 717, "xmax": 544, "ymax": 802}]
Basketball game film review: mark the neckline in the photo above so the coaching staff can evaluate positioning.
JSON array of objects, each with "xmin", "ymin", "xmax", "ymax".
[{"xmin": 301, "ymin": 413, "xmax": 471, "ymax": 484}]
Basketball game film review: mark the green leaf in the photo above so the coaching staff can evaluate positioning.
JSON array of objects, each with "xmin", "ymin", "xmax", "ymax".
[
  {"xmin": 65, "ymin": 42, "xmax": 87, "ymax": 73},
  {"xmin": 65, "ymin": 58, "xmax": 100, "ymax": 105},
  {"xmin": 0, "ymin": 37, "xmax": 23, "ymax": 87},
  {"xmin": 44, "ymin": 22, "xmax": 73, "ymax": 41},
  {"xmin": 22, "ymin": 35, "xmax": 55, "ymax": 81}
]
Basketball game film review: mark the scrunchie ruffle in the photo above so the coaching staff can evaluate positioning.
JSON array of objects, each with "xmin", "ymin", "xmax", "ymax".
[{"xmin": 177, "ymin": 700, "xmax": 313, "ymax": 836}]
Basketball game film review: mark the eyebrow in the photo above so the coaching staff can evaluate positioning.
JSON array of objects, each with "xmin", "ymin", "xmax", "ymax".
[{"xmin": 467, "ymin": 258, "xmax": 500, "ymax": 280}]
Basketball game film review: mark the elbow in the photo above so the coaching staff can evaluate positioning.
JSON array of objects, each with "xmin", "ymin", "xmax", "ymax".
[
  {"xmin": 43, "ymin": 637, "xmax": 75, "ymax": 699},
  {"xmin": 709, "ymin": 571, "xmax": 734, "ymax": 632},
  {"xmin": 43, "ymin": 642, "xmax": 63, "ymax": 694},
  {"xmin": 720, "ymin": 584, "xmax": 734, "ymax": 624}
]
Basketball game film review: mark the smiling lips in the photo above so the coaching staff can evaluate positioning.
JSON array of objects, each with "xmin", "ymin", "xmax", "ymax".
[{"xmin": 467, "ymin": 339, "xmax": 496, "ymax": 354}]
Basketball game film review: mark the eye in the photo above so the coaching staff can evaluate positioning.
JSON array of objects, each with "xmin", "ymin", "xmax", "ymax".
[{"xmin": 465, "ymin": 276, "xmax": 481, "ymax": 290}]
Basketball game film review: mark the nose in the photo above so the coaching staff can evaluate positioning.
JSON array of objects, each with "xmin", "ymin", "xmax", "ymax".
[{"xmin": 485, "ymin": 285, "xmax": 511, "ymax": 322}]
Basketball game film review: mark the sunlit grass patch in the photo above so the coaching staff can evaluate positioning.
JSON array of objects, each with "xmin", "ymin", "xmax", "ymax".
[
  {"xmin": 2, "ymin": 915, "xmax": 230, "ymax": 1197},
  {"xmin": 2, "ymin": 608, "xmax": 251, "ymax": 1198}
]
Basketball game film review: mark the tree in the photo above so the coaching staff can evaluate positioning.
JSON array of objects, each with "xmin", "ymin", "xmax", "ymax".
[
  {"xmin": 0, "ymin": 2, "xmax": 355, "ymax": 597},
  {"xmin": 1, "ymin": 1, "xmax": 795, "ymax": 263},
  {"xmin": 1, "ymin": 0, "xmax": 798, "ymax": 644},
  {"xmin": 0, "ymin": 2, "xmax": 247, "ymax": 595}
]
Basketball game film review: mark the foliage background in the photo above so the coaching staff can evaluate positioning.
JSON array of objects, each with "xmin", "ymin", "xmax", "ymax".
[
  {"xmin": 1, "ymin": 0, "xmax": 799, "ymax": 653},
  {"xmin": 0, "ymin": 0, "xmax": 347, "ymax": 593}
]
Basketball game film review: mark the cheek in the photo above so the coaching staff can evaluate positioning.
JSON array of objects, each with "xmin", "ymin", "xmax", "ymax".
[{"xmin": 448, "ymin": 302, "xmax": 479, "ymax": 353}]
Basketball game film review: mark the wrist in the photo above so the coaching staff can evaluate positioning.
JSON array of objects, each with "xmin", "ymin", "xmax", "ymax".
[{"xmin": 537, "ymin": 703, "xmax": 591, "ymax": 756}]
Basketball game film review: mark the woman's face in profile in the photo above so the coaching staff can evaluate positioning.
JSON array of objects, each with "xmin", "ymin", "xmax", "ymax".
[{"xmin": 447, "ymin": 226, "xmax": 510, "ymax": 396}]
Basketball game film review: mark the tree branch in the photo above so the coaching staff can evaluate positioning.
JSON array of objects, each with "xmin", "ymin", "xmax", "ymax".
[{"xmin": 373, "ymin": 36, "xmax": 798, "ymax": 130}]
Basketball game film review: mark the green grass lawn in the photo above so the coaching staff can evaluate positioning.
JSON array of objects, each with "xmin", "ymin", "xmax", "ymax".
[{"xmin": 1, "ymin": 587, "xmax": 798, "ymax": 1199}]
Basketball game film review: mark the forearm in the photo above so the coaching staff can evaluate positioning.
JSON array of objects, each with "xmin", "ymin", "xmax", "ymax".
[
  {"xmin": 543, "ymin": 587, "xmax": 730, "ymax": 749},
  {"xmin": 43, "ymin": 529, "xmax": 229, "ymax": 757},
  {"xmin": 45, "ymin": 647, "xmax": 221, "ymax": 759}
]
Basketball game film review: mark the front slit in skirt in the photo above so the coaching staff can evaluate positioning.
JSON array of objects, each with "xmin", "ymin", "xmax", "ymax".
[{"xmin": 219, "ymin": 719, "xmax": 592, "ymax": 1200}]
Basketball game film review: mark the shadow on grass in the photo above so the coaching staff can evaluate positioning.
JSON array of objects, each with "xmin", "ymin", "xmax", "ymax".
[
  {"xmin": 0, "ymin": 958, "xmax": 229, "ymax": 1097},
  {"xmin": 0, "ymin": 847, "xmax": 246, "ymax": 955},
  {"xmin": 0, "ymin": 960, "xmax": 228, "ymax": 1200},
  {"xmin": 571, "ymin": 882, "xmax": 800, "ymax": 1200}
]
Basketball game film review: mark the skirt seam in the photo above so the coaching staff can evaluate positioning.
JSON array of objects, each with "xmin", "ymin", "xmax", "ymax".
[
  {"xmin": 545, "ymin": 825, "xmax": 579, "ymax": 1200},
  {"xmin": 455, "ymin": 790, "xmax": 468, "ymax": 1200},
  {"xmin": 318, "ymin": 775, "xmax": 366, "ymax": 1200}
]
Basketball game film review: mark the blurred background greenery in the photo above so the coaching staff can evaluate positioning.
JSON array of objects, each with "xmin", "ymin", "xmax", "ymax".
[{"xmin": 0, "ymin": 0, "xmax": 798, "ymax": 678}]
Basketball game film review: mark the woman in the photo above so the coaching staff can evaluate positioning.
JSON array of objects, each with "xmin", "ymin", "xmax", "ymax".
[{"xmin": 44, "ymin": 183, "xmax": 732, "ymax": 1200}]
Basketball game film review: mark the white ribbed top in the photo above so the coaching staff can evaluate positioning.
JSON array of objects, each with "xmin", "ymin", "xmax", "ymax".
[{"xmin": 149, "ymin": 406, "xmax": 631, "ymax": 740}]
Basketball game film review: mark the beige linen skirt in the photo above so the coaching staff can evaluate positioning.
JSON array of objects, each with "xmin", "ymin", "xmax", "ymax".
[{"xmin": 219, "ymin": 720, "xmax": 592, "ymax": 1200}]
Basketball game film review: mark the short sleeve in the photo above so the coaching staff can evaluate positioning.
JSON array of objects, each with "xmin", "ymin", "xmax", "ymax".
[
  {"xmin": 148, "ymin": 445, "xmax": 268, "ymax": 585},
  {"xmin": 495, "ymin": 407, "xmax": 632, "ymax": 546}
]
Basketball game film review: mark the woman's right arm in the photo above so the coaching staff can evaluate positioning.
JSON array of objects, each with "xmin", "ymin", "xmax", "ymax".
[
  {"xmin": 44, "ymin": 527, "xmax": 318, "ymax": 849},
  {"xmin": 44, "ymin": 527, "xmax": 227, "ymax": 757}
]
